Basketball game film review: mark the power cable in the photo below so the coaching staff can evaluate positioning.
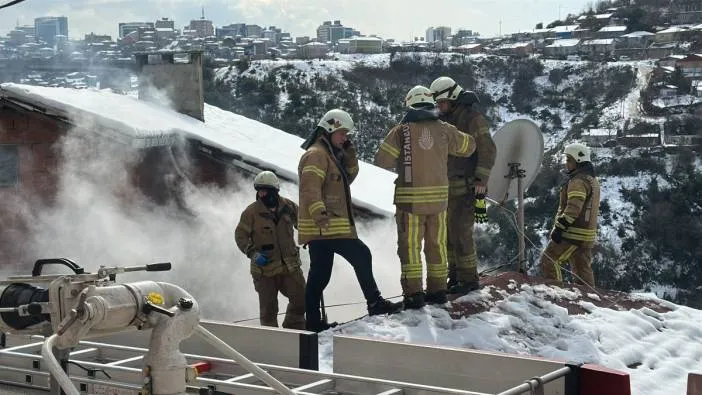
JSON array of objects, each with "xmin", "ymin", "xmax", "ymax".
[{"xmin": 0, "ymin": 0, "xmax": 28, "ymax": 11}]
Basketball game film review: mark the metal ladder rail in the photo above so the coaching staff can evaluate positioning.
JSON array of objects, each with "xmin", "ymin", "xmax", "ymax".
[{"xmin": 1, "ymin": 336, "xmax": 490, "ymax": 395}]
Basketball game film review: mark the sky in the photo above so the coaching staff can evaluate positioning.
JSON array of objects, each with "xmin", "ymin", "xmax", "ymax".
[{"xmin": 0, "ymin": 0, "xmax": 595, "ymax": 41}]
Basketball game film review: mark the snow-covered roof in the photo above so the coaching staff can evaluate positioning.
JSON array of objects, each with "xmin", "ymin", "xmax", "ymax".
[
  {"xmin": 656, "ymin": 26, "xmax": 687, "ymax": 34},
  {"xmin": 497, "ymin": 41, "xmax": 533, "ymax": 49},
  {"xmin": 621, "ymin": 31, "xmax": 655, "ymax": 38},
  {"xmin": 348, "ymin": 36, "xmax": 382, "ymax": 42},
  {"xmin": 583, "ymin": 38, "xmax": 615, "ymax": 45},
  {"xmin": 545, "ymin": 39, "xmax": 580, "ymax": 48},
  {"xmin": 458, "ymin": 43, "xmax": 482, "ymax": 49},
  {"xmin": 550, "ymin": 24, "xmax": 580, "ymax": 33},
  {"xmin": 0, "ymin": 83, "xmax": 396, "ymax": 216},
  {"xmin": 582, "ymin": 128, "xmax": 616, "ymax": 136},
  {"xmin": 598, "ymin": 25, "xmax": 627, "ymax": 33}
]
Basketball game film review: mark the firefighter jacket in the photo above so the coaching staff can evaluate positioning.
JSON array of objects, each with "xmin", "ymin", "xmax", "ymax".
[
  {"xmin": 555, "ymin": 162, "xmax": 600, "ymax": 247},
  {"xmin": 297, "ymin": 134, "xmax": 359, "ymax": 244},
  {"xmin": 235, "ymin": 197, "xmax": 302, "ymax": 276},
  {"xmin": 374, "ymin": 107, "xmax": 476, "ymax": 215},
  {"xmin": 441, "ymin": 92, "xmax": 497, "ymax": 197}
]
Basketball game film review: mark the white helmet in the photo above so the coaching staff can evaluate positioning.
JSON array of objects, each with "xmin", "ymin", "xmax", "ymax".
[
  {"xmin": 563, "ymin": 142, "xmax": 591, "ymax": 163},
  {"xmin": 254, "ymin": 170, "xmax": 280, "ymax": 190},
  {"xmin": 317, "ymin": 109, "xmax": 354, "ymax": 134},
  {"xmin": 405, "ymin": 85, "xmax": 436, "ymax": 108},
  {"xmin": 430, "ymin": 76, "xmax": 463, "ymax": 101}
]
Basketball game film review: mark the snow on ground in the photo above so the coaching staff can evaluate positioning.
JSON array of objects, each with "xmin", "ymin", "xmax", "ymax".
[{"xmin": 316, "ymin": 282, "xmax": 702, "ymax": 395}]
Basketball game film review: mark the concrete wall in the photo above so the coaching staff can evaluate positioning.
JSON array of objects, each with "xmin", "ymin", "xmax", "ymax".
[{"xmin": 137, "ymin": 51, "xmax": 204, "ymax": 121}]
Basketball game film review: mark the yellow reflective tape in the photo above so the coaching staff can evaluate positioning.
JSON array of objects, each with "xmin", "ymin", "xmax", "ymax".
[
  {"xmin": 476, "ymin": 166, "xmax": 491, "ymax": 178},
  {"xmin": 396, "ymin": 186, "xmax": 449, "ymax": 192},
  {"xmin": 568, "ymin": 191, "xmax": 587, "ymax": 200},
  {"xmin": 379, "ymin": 142, "xmax": 400, "ymax": 158},
  {"xmin": 558, "ymin": 245, "xmax": 578, "ymax": 263},
  {"xmin": 395, "ymin": 196, "xmax": 448, "ymax": 203},
  {"xmin": 562, "ymin": 215, "xmax": 576, "ymax": 224},
  {"xmin": 308, "ymin": 201, "xmax": 326, "ymax": 215},
  {"xmin": 458, "ymin": 135, "xmax": 470, "ymax": 154},
  {"xmin": 302, "ymin": 166, "xmax": 326, "ymax": 179},
  {"xmin": 439, "ymin": 211, "xmax": 447, "ymax": 266}
]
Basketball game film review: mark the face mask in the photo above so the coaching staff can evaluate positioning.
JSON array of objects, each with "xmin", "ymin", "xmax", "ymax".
[{"xmin": 257, "ymin": 188, "xmax": 279, "ymax": 208}]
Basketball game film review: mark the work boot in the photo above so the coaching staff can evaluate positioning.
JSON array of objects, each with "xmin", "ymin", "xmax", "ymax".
[
  {"xmin": 367, "ymin": 298, "xmax": 403, "ymax": 316},
  {"xmin": 305, "ymin": 320, "xmax": 338, "ymax": 333},
  {"xmin": 447, "ymin": 281, "xmax": 479, "ymax": 295},
  {"xmin": 403, "ymin": 292, "xmax": 426, "ymax": 310},
  {"xmin": 447, "ymin": 276, "xmax": 457, "ymax": 290},
  {"xmin": 425, "ymin": 290, "xmax": 447, "ymax": 305}
]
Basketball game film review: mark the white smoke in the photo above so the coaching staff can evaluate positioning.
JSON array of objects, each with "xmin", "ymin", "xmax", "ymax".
[{"xmin": 12, "ymin": 111, "xmax": 403, "ymax": 325}]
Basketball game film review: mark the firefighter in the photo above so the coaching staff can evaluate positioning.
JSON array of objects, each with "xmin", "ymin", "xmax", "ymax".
[
  {"xmin": 375, "ymin": 86, "xmax": 476, "ymax": 309},
  {"xmin": 298, "ymin": 109, "xmax": 403, "ymax": 332},
  {"xmin": 540, "ymin": 142, "xmax": 600, "ymax": 287},
  {"xmin": 429, "ymin": 76, "xmax": 497, "ymax": 294},
  {"xmin": 234, "ymin": 171, "xmax": 306, "ymax": 330}
]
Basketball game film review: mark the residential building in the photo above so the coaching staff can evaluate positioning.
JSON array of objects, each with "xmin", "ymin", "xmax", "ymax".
[
  {"xmin": 296, "ymin": 36, "xmax": 311, "ymax": 45},
  {"xmin": 216, "ymin": 24, "xmax": 246, "ymax": 39},
  {"xmin": 596, "ymin": 25, "xmax": 627, "ymax": 39},
  {"xmin": 348, "ymin": 36, "xmax": 383, "ymax": 53},
  {"xmin": 544, "ymin": 39, "xmax": 580, "ymax": 58},
  {"xmin": 299, "ymin": 42, "xmax": 328, "ymax": 58},
  {"xmin": 676, "ymin": 54, "xmax": 702, "ymax": 78},
  {"xmin": 581, "ymin": 128, "xmax": 617, "ymax": 146},
  {"xmin": 580, "ymin": 38, "xmax": 616, "ymax": 58},
  {"xmin": 551, "ymin": 25, "xmax": 580, "ymax": 39},
  {"xmin": 494, "ymin": 41, "xmax": 534, "ymax": 57},
  {"xmin": 189, "ymin": 18, "xmax": 214, "ymax": 38},
  {"xmin": 118, "ymin": 22, "xmax": 154, "ymax": 38},
  {"xmin": 34, "ymin": 16, "xmax": 68, "ymax": 46},
  {"xmin": 246, "ymin": 24, "xmax": 263, "ymax": 38},
  {"xmin": 617, "ymin": 31, "xmax": 655, "ymax": 48},
  {"xmin": 317, "ymin": 20, "xmax": 349, "ymax": 44},
  {"xmin": 655, "ymin": 26, "xmax": 687, "ymax": 43},
  {"xmin": 670, "ymin": 0, "xmax": 702, "ymax": 24},
  {"xmin": 426, "ymin": 26, "xmax": 451, "ymax": 44},
  {"xmin": 155, "ymin": 18, "xmax": 175, "ymax": 30},
  {"xmin": 454, "ymin": 43, "xmax": 483, "ymax": 54}
]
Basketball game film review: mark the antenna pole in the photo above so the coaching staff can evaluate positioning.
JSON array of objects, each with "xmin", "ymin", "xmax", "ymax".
[{"xmin": 508, "ymin": 162, "xmax": 527, "ymax": 273}]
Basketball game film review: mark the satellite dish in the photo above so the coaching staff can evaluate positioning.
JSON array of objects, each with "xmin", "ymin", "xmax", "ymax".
[
  {"xmin": 487, "ymin": 119, "xmax": 544, "ymax": 204},
  {"xmin": 484, "ymin": 119, "xmax": 543, "ymax": 274}
]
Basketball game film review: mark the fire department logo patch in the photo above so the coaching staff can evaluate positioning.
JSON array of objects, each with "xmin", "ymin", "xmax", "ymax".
[{"xmin": 419, "ymin": 128, "xmax": 434, "ymax": 150}]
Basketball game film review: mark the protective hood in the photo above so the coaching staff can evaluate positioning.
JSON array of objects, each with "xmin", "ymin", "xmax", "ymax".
[{"xmin": 401, "ymin": 106, "xmax": 440, "ymax": 123}]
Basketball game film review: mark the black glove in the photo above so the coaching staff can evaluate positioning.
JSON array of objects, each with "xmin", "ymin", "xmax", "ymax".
[
  {"xmin": 550, "ymin": 228, "xmax": 563, "ymax": 244},
  {"xmin": 474, "ymin": 194, "xmax": 488, "ymax": 223}
]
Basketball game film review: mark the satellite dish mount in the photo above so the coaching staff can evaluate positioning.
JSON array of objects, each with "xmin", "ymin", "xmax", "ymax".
[{"xmin": 486, "ymin": 120, "xmax": 544, "ymax": 275}]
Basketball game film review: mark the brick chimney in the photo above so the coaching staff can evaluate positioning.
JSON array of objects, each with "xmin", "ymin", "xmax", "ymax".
[{"xmin": 135, "ymin": 50, "xmax": 205, "ymax": 121}]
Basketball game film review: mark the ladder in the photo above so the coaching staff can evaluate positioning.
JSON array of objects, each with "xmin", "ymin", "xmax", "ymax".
[{"xmin": 0, "ymin": 334, "xmax": 490, "ymax": 395}]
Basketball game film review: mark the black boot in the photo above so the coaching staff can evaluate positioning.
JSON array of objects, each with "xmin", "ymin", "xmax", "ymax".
[
  {"xmin": 403, "ymin": 292, "xmax": 426, "ymax": 310},
  {"xmin": 368, "ymin": 298, "xmax": 403, "ymax": 316},
  {"xmin": 305, "ymin": 320, "xmax": 338, "ymax": 333},
  {"xmin": 425, "ymin": 290, "xmax": 447, "ymax": 305},
  {"xmin": 447, "ymin": 281, "xmax": 479, "ymax": 295},
  {"xmin": 447, "ymin": 276, "xmax": 457, "ymax": 290}
]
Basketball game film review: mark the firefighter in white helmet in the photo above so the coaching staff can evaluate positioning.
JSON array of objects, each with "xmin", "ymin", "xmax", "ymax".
[
  {"xmin": 429, "ymin": 76, "xmax": 497, "ymax": 295},
  {"xmin": 375, "ymin": 86, "xmax": 475, "ymax": 309},
  {"xmin": 539, "ymin": 142, "xmax": 600, "ymax": 287},
  {"xmin": 298, "ymin": 109, "xmax": 402, "ymax": 332},
  {"xmin": 235, "ymin": 170, "xmax": 306, "ymax": 329}
]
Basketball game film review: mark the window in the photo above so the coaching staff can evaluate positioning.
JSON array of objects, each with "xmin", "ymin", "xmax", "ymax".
[{"xmin": 0, "ymin": 145, "xmax": 19, "ymax": 187}]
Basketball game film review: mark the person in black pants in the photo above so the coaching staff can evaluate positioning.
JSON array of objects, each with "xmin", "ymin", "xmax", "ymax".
[{"xmin": 298, "ymin": 109, "xmax": 402, "ymax": 332}]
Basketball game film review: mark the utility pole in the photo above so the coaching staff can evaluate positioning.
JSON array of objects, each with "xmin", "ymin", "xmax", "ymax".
[
  {"xmin": 499, "ymin": 19, "xmax": 502, "ymax": 36},
  {"xmin": 558, "ymin": 4, "xmax": 562, "ymax": 21}
]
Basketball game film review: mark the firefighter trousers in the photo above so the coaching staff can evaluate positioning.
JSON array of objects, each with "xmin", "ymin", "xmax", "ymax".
[
  {"xmin": 396, "ymin": 209, "xmax": 448, "ymax": 295},
  {"xmin": 252, "ymin": 266, "xmax": 306, "ymax": 330},
  {"xmin": 540, "ymin": 240, "xmax": 595, "ymax": 287},
  {"xmin": 305, "ymin": 238, "xmax": 382, "ymax": 326},
  {"xmin": 447, "ymin": 195, "xmax": 479, "ymax": 284}
]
